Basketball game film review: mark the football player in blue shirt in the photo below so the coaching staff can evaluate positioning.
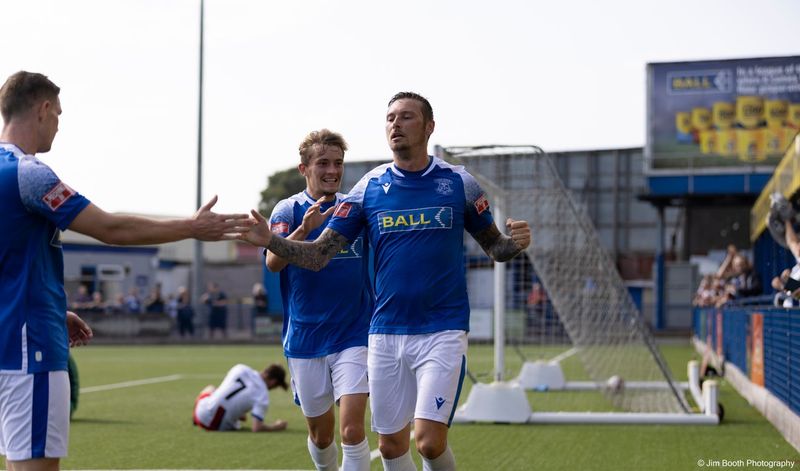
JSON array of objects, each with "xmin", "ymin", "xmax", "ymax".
[
  {"xmin": 240, "ymin": 92, "xmax": 530, "ymax": 471},
  {"xmin": 267, "ymin": 129, "xmax": 373, "ymax": 471},
  {"xmin": 0, "ymin": 71, "xmax": 251, "ymax": 471}
]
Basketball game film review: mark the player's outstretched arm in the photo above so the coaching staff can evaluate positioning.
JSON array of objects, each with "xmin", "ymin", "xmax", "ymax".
[
  {"xmin": 68, "ymin": 196, "xmax": 253, "ymax": 245},
  {"xmin": 66, "ymin": 311, "xmax": 93, "ymax": 347},
  {"xmin": 240, "ymin": 210, "xmax": 347, "ymax": 272},
  {"xmin": 266, "ymin": 195, "xmax": 336, "ymax": 272},
  {"xmin": 472, "ymin": 218, "xmax": 531, "ymax": 262},
  {"xmin": 252, "ymin": 417, "xmax": 287, "ymax": 432}
]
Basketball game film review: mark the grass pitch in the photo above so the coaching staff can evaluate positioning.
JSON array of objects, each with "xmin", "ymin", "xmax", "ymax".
[{"xmin": 2, "ymin": 342, "xmax": 796, "ymax": 470}]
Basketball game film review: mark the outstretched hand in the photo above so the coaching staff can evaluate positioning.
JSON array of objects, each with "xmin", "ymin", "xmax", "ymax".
[
  {"xmin": 66, "ymin": 311, "xmax": 93, "ymax": 347},
  {"xmin": 300, "ymin": 195, "xmax": 336, "ymax": 235},
  {"xmin": 191, "ymin": 195, "xmax": 255, "ymax": 241},
  {"xmin": 507, "ymin": 218, "xmax": 531, "ymax": 251},
  {"xmin": 236, "ymin": 209, "xmax": 273, "ymax": 247}
]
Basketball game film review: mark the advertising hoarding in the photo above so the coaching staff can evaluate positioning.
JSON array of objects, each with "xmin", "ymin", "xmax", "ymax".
[{"xmin": 646, "ymin": 56, "xmax": 800, "ymax": 173}]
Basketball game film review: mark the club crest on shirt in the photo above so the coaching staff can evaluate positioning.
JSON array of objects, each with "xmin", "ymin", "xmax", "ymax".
[
  {"xmin": 434, "ymin": 178, "xmax": 453, "ymax": 196},
  {"xmin": 334, "ymin": 202, "xmax": 352, "ymax": 218},
  {"xmin": 42, "ymin": 181, "xmax": 75, "ymax": 211},
  {"xmin": 271, "ymin": 222, "xmax": 289, "ymax": 234},
  {"xmin": 474, "ymin": 194, "xmax": 490, "ymax": 215}
]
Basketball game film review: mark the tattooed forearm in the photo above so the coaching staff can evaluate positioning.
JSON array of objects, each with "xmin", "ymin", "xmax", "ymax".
[
  {"xmin": 267, "ymin": 228, "xmax": 349, "ymax": 271},
  {"xmin": 473, "ymin": 224, "xmax": 524, "ymax": 262}
]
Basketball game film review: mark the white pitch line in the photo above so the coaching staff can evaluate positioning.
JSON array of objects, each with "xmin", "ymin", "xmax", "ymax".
[
  {"xmin": 370, "ymin": 430, "xmax": 415, "ymax": 461},
  {"xmin": 64, "ymin": 469, "xmax": 312, "ymax": 471},
  {"xmin": 80, "ymin": 374, "xmax": 184, "ymax": 393},
  {"xmin": 548, "ymin": 347, "xmax": 579, "ymax": 364}
]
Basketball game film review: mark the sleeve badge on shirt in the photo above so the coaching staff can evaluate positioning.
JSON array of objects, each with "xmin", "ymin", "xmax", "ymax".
[
  {"xmin": 271, "ymin": 222, "xmax": 289, "ymax": 234},
  {"xmin": 42, "ymin": 182, "xmax": 76, "ymax": 211},
  {"xmin": 333, "ymin": 202, "xmax": 352, "ymax": 218},
  {"xmin": 474, "ymin": 194, "xmax": 490, "ymax": 215}
]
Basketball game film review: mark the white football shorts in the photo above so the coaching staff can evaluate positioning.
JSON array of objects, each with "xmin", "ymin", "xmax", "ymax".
[
  {"xmin": 368, "ymin": 330, "xmax": 467, "ymax": 435},
  {"xmin": 0, "ymin": 371, "xmax": 70, "ymax": 461},
  {"xmin": 287, "ymin": 346, "xmax": 369, "ymax": 418}
]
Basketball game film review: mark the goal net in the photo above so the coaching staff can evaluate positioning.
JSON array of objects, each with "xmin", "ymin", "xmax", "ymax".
[{"xmin": 440, "ymin": 145, "xmax": 690, "ymax": 414}]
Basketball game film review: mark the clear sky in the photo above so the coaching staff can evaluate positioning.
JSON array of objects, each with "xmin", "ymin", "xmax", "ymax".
[{"xmin": 2, "ymin": 0, "xmax": 798, "ymax": 216}]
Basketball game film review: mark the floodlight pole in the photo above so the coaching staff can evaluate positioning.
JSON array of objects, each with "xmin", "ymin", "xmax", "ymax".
[{"xmin": 192, "ymin": 0, "xmax": 205, "ymax": 308}]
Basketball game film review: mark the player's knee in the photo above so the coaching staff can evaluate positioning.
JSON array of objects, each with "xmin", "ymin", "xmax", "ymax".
[
  {"xmin": 340, "ymin": 421, "xmax": 365, "ymax": 444},
  {"xmin": 309, "ymin": 430, "xmax": 334, "ymax": 449},
  {"xmin": 415, "ymin": 436, "xmax": 446, "ymax": 460},
  {"xmin": 378, "ymin": 437, "xmax": 406, "ymax": 459}
]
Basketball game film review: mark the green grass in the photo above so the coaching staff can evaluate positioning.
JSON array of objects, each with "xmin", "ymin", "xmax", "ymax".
[{"xmin": 2, "ymin": 343, "xmax": 797, "ymax": 470}]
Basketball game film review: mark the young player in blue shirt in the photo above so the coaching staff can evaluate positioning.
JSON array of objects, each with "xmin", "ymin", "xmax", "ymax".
[
  {"xmin": 0, "ymin": 71, "xmax": 251, "ymax": 471},
  {"xmin": 267, "ymin": 129, "xmax": 373, "ymax": 471},
  {"xmin": 240, "ymin": 93, "xmax": 530, "ymax": 471}
]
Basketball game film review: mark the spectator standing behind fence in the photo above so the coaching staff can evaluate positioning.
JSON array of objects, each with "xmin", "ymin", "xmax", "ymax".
[
  {"xmin": 713, "ymin": 245, "xmax": 761, "ymax": 306},
  {"xmin": 87, "ymin": 291, "xmax": 106, "ymax": 314},
  {"xmin": 201, "ymin": 282, "xmax": 228, "ymax": 339},
  {"xmin": 176, "ymin": 286, "xmax": 195, "ymax": 338},
  {"xmin": 70, "ymin": 285, "xmax": 92, "ymax": 311},
  {"xmin": 145, "ymin": 284, "xmax": 165, "ymax": 314},
  {"xmin": 124, "ymin": 287, "xmax": 142, "ymax": 314},
  {"xmin": 252, "ymin": 282, "xmax": 269, "ymax": 316}
]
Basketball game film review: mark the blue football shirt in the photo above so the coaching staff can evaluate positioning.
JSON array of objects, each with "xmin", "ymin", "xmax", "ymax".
[
  {"xmin": 0, "ymin": 143, "xmax": 91, "ymax": 374},
  {"xmin": 327, "ymin": 156, "xmax": 494, "ymax": 335},
  {"xmin": 269, "ymin": 191, "xmax": 373, "ymax": 358}
]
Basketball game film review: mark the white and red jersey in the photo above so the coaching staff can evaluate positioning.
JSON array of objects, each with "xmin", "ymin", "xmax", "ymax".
[{"xmin": 194, "ymin": 364, "xmax": 269, "ymax": 431}]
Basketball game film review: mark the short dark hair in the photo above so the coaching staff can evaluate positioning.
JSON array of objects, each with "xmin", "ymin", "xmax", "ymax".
[
  {"xmin": 388, "ymin": 91, "xmax": 434, "ymax": 123},
  {"xmin": 264, "ymin": 364, "xmax": 288, "ymax": 390},
  {"xmin": 0, "ymin": 71, "xmax": 60, "ymax": 123},
  {"xmin": 298, "ymin": 129, "xmax": 348, "ymax": 166}
]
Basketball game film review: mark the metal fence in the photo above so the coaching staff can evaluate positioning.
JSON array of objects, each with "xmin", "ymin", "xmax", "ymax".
[{"xmin": 694, "ymin": 306, "xmax": 800, "ymax": 416}]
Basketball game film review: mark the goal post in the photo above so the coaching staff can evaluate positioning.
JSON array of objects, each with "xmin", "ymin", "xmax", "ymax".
[{"xmin": 437, "ymin": 145, "xmax": 717, "ymax": 424}]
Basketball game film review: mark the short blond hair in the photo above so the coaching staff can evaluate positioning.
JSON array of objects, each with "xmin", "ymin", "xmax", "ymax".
[{"xmin": 298, "ymin": 129, "xmax": 348, "ymax": 166}]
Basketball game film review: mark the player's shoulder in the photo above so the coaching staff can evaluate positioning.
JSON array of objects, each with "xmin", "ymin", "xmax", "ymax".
[
  {"xmin": 429, "ymin": 157, "xmax": 484, "ymax": 199},
  {"xmin": 429, "ymin": 156, "xmax": 473, "ymax": 179},
  {"xmin": 347, "ymin": 163, "xmax": 392, "ymax": 199},
  {"xmin": 17, "ymin": 153, "xmax": 56, "ymax": 179},
  {"xmin": 272, "ymin": 191, "xmax": 311, "ymax": 216},
  {"xmin": 230, "ymin": 363, "xmax": 252, "ymax": 375},
  {"xmin": 360, "ymin": 162, "xmax": 393, "ymax": 183}
]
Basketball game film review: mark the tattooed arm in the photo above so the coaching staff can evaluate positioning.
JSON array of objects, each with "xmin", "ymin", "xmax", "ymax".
[
  {"xmin": 267, "ymin": 227, "xmax": 349, "ymax": 271},
  {"xmin": 240, "ymin": 210, "xmax": 348, "ymax": 271},
  {"xmin": 472, "ymin": 218, "xmax": 531, "ymax": 262},
  {"xmin": 266, "ymin": 196, "xmax": 336, "ymax": 272}
]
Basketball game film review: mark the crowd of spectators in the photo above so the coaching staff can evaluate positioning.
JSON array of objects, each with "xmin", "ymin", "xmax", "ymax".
[
  {"xmin": 68, "ymin": 281, "xmax": 271, "ymax": 337},
  {"xmin": 693, "ymin": 245, "xmax": 762, "ymax": 308},
  {"xmin": 695, "ymin": 196, "xmax": 800, "ymax": 308}
]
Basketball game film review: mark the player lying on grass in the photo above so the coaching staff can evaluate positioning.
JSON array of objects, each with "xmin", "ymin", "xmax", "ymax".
[{"xmin": 193, "ymin": 363, "xmax": 289, "ymax": 432}]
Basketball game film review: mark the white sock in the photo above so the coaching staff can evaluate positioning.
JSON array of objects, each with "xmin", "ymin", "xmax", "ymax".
[
  {"xmin": 381, "ymin": 449, "xmax": 417, "ymax": 471},
  {"xmin": 308, "ymin": 436, "xmax": 339, "ymax": 471},
  {"xmin": 421, "ymin": 446, "xmax": 455, "ymax": 471},
  {"xmin": 341, "ymin": 438, "xmax": 370, "ymax": 471}
]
